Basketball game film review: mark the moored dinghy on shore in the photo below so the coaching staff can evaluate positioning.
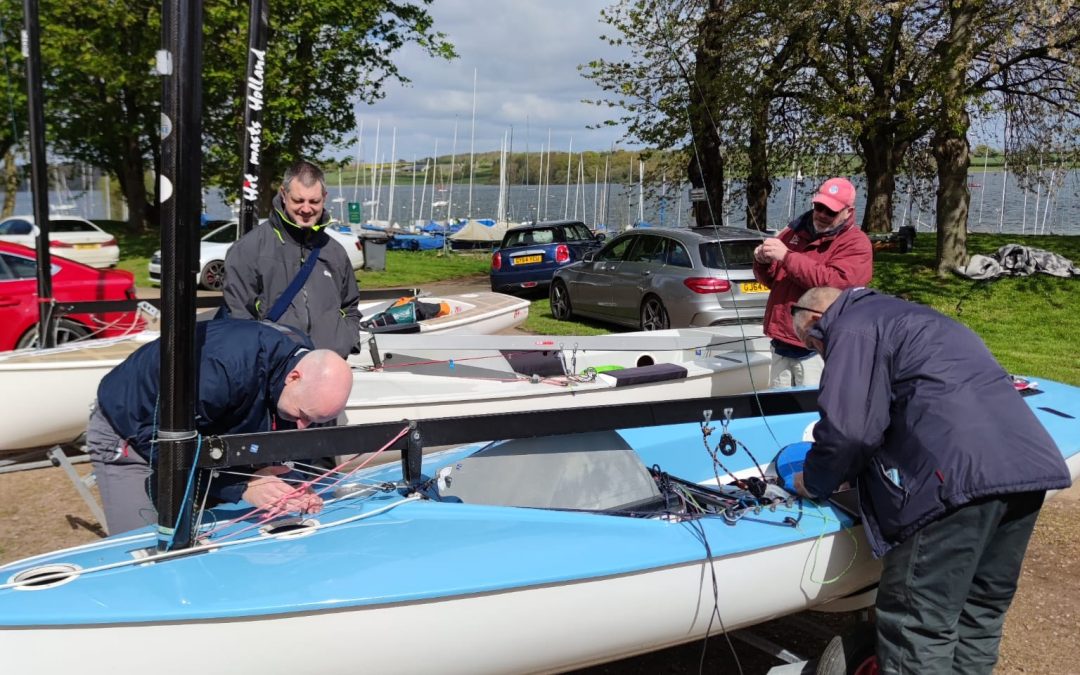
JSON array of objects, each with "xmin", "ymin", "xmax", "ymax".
[
  {"xmin": 1, "ymin": 379, "xmax": 1078, "ymax": 674},
  {"xmin": 0, "ymin": 291, "xmax": 529, "ymax": 452}
]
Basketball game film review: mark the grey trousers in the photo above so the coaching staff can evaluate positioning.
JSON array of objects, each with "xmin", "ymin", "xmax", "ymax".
[
  {"xmin": 875, "ymin": 491, "xmax": 1045, "ymax": 675},
  {"xmin": 87, "ymin": 404, "xmax": 157, "ymax": 535}
]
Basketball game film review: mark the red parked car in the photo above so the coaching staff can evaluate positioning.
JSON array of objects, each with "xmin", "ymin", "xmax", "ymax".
[{"xmin": 0, "ymin": 241, "xmax": 143, "ymax": 351}]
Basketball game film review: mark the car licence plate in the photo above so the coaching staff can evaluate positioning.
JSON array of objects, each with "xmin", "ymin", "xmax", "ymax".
[
  {"xmin": 74, "ymin": 243, "xmax": 100, "ymax": 249},
  {"xmin": 512, "ymin": 254, "xmax": 543, "ymax": 265},
  {"xmin": 739, "ymin": 281, "xmax": 769, "ymax": 293}
]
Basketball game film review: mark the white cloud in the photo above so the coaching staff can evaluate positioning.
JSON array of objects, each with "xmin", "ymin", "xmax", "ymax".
[{"xmin": 345, "ymin": 0, "xmax": 637, "ymax": 162}]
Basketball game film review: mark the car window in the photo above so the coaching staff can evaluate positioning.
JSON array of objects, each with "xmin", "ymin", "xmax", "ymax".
[
  {"xmin": 49, "ymin": 219, "xmax": 100, "ymax": 233},
  {"xmin": 597, "ymin": 235, "xmax": 635, "ymax": 262},
  {"xmin": 0, "ymin": 252, "xmax": 36, "ymax": 279},
  {"xmin": 504, "ymin": 228, "xmax": 555, "ymax": 247},
  {"xmin": 565, "ymin": 224, "xmax": 592, "ymax": 241},
  {"xmin": 666, "ymin": 240, "xmax": 693, "ymax": 268},
  {"xmin": 0, "ymin": 219, "xmax": 34, "ymax": 236},
  {"xmin": 202, "ymin": 223, "xmax": 239, "ymax": 244},
  {"xmin": 626, "ymin": 235, "xmax": 667, "ymax": 264},
  {"xmin": 700, "ymin": 240, "xmax": 759, "ymax": 270}
]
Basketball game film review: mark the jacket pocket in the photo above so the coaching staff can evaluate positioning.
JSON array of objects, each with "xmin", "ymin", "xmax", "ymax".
[{"xmin": 866, "ymin": 459, "xmax": 909, "ymax": 524}]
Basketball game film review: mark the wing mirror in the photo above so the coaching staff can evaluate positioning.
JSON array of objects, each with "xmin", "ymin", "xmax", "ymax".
[{"xmin": 582, "ymin": 251, "xmax": 597, "ymax": 263}]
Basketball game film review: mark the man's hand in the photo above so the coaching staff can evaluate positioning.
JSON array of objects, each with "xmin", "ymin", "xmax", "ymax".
[
  {"xmin": 792, "ymin": 471, "xmax": 817, "ymax": 499},
  {"xmin": 755, "ymin": 237, "xmax": 789, "ymax": 263},
  {"xmin": 243, "ymin": 465, "xmax": 323, "ymax": 517}
]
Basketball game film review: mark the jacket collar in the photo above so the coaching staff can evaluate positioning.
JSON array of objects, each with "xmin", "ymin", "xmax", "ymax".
[
  {"xmin": 268, "ymin": 192, "xmax": 331, "ymax": 247},
  {"xmin": 809, "ymin": 287, "xmax": 877, "ymax": 348},
  {"xmin": 793, "ymin": 210, "xmax": 856, "ymax": 242}
]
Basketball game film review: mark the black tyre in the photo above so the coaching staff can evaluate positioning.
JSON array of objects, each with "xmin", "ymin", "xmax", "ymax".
[
  {"xmin": 639, "ymin": 295, "xmax": 670, "ymax": 331},
  {"xmin": 200, "ymin": 259, "xmax": 226, "ymax": 291},
  {"xmin": 816, "ymin": 622, "xmax": 877, "ymax": 675},
  {"xmin": 17, "ymin": 318, "xmax": 91, "ymax": 349},
  {"xmin": 550, "ymin": 280, "xmax": 574, "ymax": 321}
]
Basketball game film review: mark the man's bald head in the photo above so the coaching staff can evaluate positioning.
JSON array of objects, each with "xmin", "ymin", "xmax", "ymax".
[
  {"xmin": 791, "ymin": 287, "xmax": 844, "ymax": 352},
  {"xmin": 276, "ymin": 349, "xmax": 353, "ymax": 428}
]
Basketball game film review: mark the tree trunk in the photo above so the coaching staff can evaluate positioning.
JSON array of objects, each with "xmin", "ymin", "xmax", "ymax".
[
  {"xmin": 933, "ymin": 119, "xmax": 971, "ymax": 276},
  {"xmin": 931, "ymin": 2, "xmax": 978, "ymax": 277},
  {"xmin": 3, "ymin": 149, "xmax": 18, "ymax": 218},
  {"xmin": 859, "ymin": 129, "xmax": 905, "ymax": 233},
  {"xmin": 687, "ymin": 0, "xmax": 726, "ymax": 228},
  {"xmin": 745, "ymin": 97, "xmax": 770, "ymax": 231},
  {"xmin": 119, "ymin": 136, "xmax": 149, "ymax": 232},
  {"xmin": 256, "ymin": 159, "xmax": 277, "ymax": 216}
]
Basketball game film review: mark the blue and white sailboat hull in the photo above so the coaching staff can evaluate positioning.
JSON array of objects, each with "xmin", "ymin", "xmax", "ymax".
[{"xmin": 1, "ymin": 380, "xmax": 1077, "ymax": 675}]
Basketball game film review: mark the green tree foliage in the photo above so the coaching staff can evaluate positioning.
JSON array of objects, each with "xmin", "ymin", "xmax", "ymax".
[
  {"xmin": 37, "ymin": 0, "xmax": 161, "ymax": 230},
  {"xmin": 0, "ymin": 4, "xmax": 26, "ymax": 216},
  {"xmin": 587, "ymin": 0, "xmax": 1080, "ymax": 273},
  {"xmin": 30, "ymin": 0, "xmax": 452, "ymax": 228}
]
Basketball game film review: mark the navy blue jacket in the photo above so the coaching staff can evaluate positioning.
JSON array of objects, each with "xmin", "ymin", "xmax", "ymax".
[
  {"xmin": 803, "ymin": 288, "xmax": 1071, "ymax": 557},
  {"xmin": 97, "ymin": 320, "xmax": 313, "ymax": 501}
]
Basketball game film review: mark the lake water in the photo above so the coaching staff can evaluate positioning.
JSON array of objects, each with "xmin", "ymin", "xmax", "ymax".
[{"xmin": 10, "ymin": 169, "xmax": 1080, "ymax": 235}]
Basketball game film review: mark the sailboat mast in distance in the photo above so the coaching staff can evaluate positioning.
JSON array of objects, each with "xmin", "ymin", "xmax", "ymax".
[
  {"xmin": 352, "ymin": 117, "xmax": 364, "ymax": 203},
  {"xmin": 386, "ymin": 129, "xmax": 397, "ymax": 228},
  {"xmin": 447, "ymin": 118, "xmax": 458, "ymax": 224},
  {"xmin": 468, "ymin": 68, "xmax": 477, "ymax": 217},
  {"xmin": 563, "ymin": 137, "xmax": 572, "ymax": 220}
]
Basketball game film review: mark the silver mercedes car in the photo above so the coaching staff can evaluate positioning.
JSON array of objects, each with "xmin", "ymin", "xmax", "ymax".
[{"xmin": 549, "ymin": 226, "xmax": 770, "ymax": 330}]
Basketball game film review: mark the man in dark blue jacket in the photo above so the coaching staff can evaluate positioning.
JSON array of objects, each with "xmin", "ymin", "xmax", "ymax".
[
  {"xmin": 789, "ymin": 286, "xmax": 1071, "ymax": 674},
  {"xmin": 87, "ymin": 320, "xmax": 354, "ymax": 535}
]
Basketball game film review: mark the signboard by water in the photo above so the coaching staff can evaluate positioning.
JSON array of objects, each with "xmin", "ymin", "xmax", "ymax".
[{"xmin": 348, "ymin": 202, "xmax": 362, "ymax": 224}]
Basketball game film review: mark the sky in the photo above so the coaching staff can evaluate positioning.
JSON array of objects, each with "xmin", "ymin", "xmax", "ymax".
[{"xmin": 342, "ymin": 0, "xmax": 636, "ymax": 164}]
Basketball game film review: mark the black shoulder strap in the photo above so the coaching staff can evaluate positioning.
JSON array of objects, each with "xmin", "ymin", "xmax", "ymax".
[{"xmin": 267, "ymin": 246, "xmax": 322, "ymax": 322}]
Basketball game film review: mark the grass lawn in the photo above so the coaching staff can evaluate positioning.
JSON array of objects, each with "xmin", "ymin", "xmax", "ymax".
[
  {"xmin": 96, "ymin": 219, "xmax": 1078, "ymax": 385},
  {"xmin": 870, "ymin": 233, "xmax": 1080, "ymax": 386}
]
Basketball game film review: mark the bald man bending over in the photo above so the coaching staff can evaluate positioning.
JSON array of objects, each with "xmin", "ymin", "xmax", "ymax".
[{"xmin": 88, "ymin": 320, "xmax": 353, "ymax": 534}]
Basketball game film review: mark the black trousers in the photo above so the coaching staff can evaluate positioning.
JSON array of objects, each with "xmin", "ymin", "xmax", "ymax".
[{"xmin": 875, "ymin": 491, "xmax": 1046, "ymax": 675}]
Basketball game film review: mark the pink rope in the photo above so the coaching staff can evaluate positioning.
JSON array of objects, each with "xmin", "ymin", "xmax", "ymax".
[{"xmin": 200, "ymin": 424, "xmax": 412, "ymax": 542}]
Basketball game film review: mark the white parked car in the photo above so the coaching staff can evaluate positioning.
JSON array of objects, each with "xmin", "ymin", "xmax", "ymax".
[
  {"xmin": 0, "ymin": 215, "xmax": 120, "ymax": 269},
  {"xmin": 149, "ymin": 219, "xmax": 364, "ymax": 291}
]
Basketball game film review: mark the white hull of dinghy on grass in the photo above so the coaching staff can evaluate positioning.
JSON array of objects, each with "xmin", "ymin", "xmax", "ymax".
[
  {"xmin": 0, "ymin": 292, "xmax": 528, "ymax": 454},
  {"xmin": 0, "ymin": 308, "xmax": 765, "ymax": 455}
]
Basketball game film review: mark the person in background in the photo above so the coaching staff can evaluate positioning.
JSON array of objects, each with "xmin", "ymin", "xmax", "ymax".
[
  {"xmin": 87, "ymin": 320, "xmax": 354, "ymax": 535},
  {"xmin": 789, "ymin": 286, "xmax": 1071, "ymax": 674},
  {"xmin": 752, "ymin": 177, "xmax": 872, "ymax": 387},
  {"xmin": 224, "ymin": 159, "xmax": 362, "ymax": 357}
]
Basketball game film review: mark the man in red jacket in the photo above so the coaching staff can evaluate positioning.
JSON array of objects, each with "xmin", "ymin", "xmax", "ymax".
[{"xmin": 752, "ymin": 177, "xmax": 872, "ymax": 387}]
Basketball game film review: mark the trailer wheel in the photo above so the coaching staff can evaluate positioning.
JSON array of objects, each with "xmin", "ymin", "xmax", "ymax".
[{"xmin": 816, "ymin": 622, "xmax": 877, "ymax": 675}]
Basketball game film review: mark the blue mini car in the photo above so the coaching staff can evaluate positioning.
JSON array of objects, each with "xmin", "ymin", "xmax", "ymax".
[{"xmin": 489, "ymin": 220, "xmax": 603, "ymax": 296}]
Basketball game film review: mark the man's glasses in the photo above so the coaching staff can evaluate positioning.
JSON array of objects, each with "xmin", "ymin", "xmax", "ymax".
[
  {"xmin": 812, "ymin": 203, "xmax": 840, "ymax": 217},
  {"xmin": 790, "ymin": 304, "xmax": 821, "ymax": 317}
]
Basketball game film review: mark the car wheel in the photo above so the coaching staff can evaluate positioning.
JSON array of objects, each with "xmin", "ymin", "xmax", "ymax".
[
  {"xmin": 640, "ymin": 295, "xmax": 670, "ymax": 331},
  {"xmin": 200, "ymin": 260, "xmax": 226, "ymax": 291},
  {"xmin": 16, "ymin": 318, "xmax": 91, "ymax": 349},
  {"xmin": 550, "ymin": 280, "xmax": 574, "ymax": 320}
]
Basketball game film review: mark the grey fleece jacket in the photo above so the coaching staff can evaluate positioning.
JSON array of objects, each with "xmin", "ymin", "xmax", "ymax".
[{"xmin": 223, "ymin": 195, "xmax": 363, "ymax": 356}]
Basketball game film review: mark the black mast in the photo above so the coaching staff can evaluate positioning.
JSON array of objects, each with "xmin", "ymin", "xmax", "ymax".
[
  {"xmin": 238, "ymin": 0, "xmax": 269, "ymax": 235},
  {"xmin": 22, "ymin": 0, "xmax": 54, "ymax": 348},
  {"xmin": 156, "ymin": 0, "xmax": 203, "ymax": 552}
]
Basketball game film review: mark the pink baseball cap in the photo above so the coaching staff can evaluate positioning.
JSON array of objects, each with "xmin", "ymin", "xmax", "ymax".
[{"xmin": 812, "ymin": 178, "xmax": 856, "ymax": 213}]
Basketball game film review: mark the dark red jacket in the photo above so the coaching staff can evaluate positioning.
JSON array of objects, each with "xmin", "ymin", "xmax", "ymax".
[{"xmin": 753, "ymin": 211, "xmax": 873, "ymax": 348}]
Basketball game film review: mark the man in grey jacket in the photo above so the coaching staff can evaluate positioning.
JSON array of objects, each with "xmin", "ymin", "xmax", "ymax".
[
  {"xmin": 224, "ymin": 160, "xmax": 363, "ymax": 357},
  {"xmin": 789, "ymin": 286, "xmax": 1071, "ymax": 674}
]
